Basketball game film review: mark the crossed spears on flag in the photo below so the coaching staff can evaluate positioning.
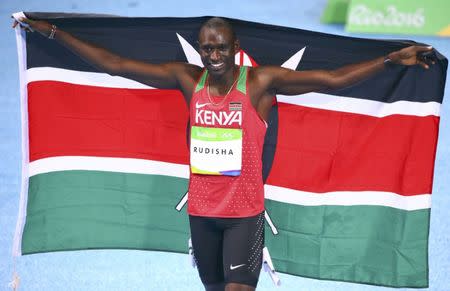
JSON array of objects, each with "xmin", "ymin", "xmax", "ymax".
[{"xmin": 174, "ymin": 33, "xmax": 307, "ymax": 236}]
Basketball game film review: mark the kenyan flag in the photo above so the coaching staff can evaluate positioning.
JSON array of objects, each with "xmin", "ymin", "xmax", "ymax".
[{"xmin": 13, "ymin": 13, "xmax": 447, "ymax": 287}]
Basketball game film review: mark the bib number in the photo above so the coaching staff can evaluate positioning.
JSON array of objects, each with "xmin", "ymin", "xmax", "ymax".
[{"xmin": 190, "ymin": 126, "xmax": 242, "ymax": 176}]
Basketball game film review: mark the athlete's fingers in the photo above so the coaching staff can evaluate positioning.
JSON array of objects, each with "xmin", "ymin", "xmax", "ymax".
[
  {"xmin": 11, "ymin": 17, "xmax": 32, "ymax": 32},
  {"xmin": 417, "ymin": 60, "xmax": 429, "ymax": 69},
  {"xmin": 415, "ymin": 45, "xmax": 433, "ymax": 53},
  {"xmin": 12, "ymin": 22, "xmax": 30, "ymax": 32},
  {"xmin": 19, "ymin": 17, "xmax": 31, "ymax": 25},
  {"xmin": 418, "ymin": 49, "xmax": 437, "ymax": 68}
]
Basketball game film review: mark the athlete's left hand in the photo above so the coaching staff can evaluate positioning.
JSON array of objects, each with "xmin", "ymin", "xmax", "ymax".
[{"xmin": 388, "ymin": 45, "xmax": 436, "ymax": 69}]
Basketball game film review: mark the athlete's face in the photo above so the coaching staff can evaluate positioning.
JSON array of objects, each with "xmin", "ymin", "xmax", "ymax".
[{"xmin": 198, "ymin": 27, "xmax": 239, "ymax": 77}]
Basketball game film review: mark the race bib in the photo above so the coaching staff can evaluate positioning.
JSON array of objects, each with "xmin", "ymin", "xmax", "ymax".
[{"xmin": 190, "ymin": 126, "xmax": 242, "ymax": 176}]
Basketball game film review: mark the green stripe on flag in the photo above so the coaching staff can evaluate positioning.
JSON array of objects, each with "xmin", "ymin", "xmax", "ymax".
[
  {"xmin": 22, "ymin": 170, "xmax": 189, "ymax": 254},
  {"xmin": 265, "ymin": 199, "xmax": 429, "ymax": 287}
]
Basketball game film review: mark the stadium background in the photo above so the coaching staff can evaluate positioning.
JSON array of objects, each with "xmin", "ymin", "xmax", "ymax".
[{"xmin": 1, "ymin": 1, "xmax": 449, "ymax": 290}]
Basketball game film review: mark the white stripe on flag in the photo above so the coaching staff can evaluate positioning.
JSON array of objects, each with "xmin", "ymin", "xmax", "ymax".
[
  {"xmin": 27, "ymin": 67, "xmax": 154, "ymax": 89},
  {"xmin": 264, "ymin": 184, "xmax": 431, "ymax": 211},
  {"xmin": 29, "ymin": 156, "xmax": 431, "ymax": 211},
  {"xmin": 29, "ymin": 156, "xmax": 189, "ymax": 179},
  {"xmin": 277, "ymin": 93, "xmax": 440, "ymax": 118},
  {"xmin": 27, "ymin": 67, "xmax": 440, "ymax": 118},
  {"xmin": 13, "ymin": 25, "xmax": 29, "ymax": 257}
]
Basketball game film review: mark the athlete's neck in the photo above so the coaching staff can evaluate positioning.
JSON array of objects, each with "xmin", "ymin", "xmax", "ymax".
[{"xmin": 208, "ymin": 66, "xmax": 239, "ymax": 96}]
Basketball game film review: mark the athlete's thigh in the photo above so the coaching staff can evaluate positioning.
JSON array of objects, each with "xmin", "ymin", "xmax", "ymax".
[
  {"xmin": 189, "ymin": 215, "xmax": 224, "ymax": 284},
  {"xmin": 222, "ymin": 211, "xmax": 265, "ymax": 287}
]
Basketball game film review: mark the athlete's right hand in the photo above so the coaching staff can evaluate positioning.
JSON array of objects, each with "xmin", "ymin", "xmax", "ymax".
[{"xmin": 12, "ymin": 17, "xmax": 53, "ymax": 38}]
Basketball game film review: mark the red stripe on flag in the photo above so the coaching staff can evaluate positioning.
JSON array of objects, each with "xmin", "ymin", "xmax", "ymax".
[
  {"xmin": 28, "ymin": 81, "xmax": 439, "ymax": 195},
  {"xmin": 28, "ymin": 81, "xmax": 189, "ymax": 164},
  {"xmin": 266, "ymin": 103, "xmax": 439, "ymax": 196}
]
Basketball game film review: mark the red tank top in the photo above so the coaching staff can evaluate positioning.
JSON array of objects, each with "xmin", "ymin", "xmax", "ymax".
[{"xmin": 188, "ymin": 66, "xmax": 267, "ymax": 218}]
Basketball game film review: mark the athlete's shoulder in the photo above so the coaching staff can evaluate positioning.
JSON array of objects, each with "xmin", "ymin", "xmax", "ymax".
[
  {"xmin": 167, "ymin": 62, "xmax": 204, "ymax": 92},
  {"xmin": 248, "ymin": 65, "xmax": 286, "ymax": 79},
  {"xmin": 247, "ymin": 65, "xmax": 286, "ymax": 88}
]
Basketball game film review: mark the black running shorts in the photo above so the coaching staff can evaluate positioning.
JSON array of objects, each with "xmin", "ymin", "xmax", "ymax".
[{"xmin": 189, "ymin": 211, "xmax": 265, "ymax": 288}]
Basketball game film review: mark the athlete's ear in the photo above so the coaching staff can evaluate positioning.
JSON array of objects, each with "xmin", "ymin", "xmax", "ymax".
[{"xmin": 234, "ymin": 39, "xmax": 240, "ymax": 53}]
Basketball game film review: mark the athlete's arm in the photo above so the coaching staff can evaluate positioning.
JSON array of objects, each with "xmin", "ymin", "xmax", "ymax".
[
  {"xmin": 13, "ymin": 17, "xmax": 201, "ymax": 93},
  {"xmin": 257, "ymin": 45, "xmax": 434, "ymax": 96}
]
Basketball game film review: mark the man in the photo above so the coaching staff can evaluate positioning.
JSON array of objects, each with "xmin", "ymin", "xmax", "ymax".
[{"xmin": 13, "ymin": 16, "xmax": 433, "ymax": 291}]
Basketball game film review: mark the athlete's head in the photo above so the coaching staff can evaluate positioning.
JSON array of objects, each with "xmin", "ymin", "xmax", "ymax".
[{"xmin": 198, "ymin": 17, "xmax": 239, "ymax": 76}]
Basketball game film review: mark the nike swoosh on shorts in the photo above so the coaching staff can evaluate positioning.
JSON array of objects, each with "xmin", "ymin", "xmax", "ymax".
[{"xmin": 230, "ymin": 264, "xmax": 246, "ymax": 270}]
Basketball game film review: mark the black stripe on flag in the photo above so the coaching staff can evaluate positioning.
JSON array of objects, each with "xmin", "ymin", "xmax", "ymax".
[{"xmin": 24, "ymin": 14, "xmax": 447, "ymax": 103}]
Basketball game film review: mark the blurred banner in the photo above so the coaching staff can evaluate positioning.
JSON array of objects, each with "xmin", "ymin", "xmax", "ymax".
[
  {"xmin": 323, "ymin": 0, "xmax": 450, "ymax": 36},
  {"xmin": 321, "ymin": 0, "xmax": 350, "ymax": 24},
  {"xmin": 347, "ymin": 0, "xmax": 449, "ymax": 36}
]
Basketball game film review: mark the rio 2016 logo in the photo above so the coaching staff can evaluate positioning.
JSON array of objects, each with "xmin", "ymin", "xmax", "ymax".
[{"xmin": 349, "ymin": 5, "xmax": 425, "ymax": 28}]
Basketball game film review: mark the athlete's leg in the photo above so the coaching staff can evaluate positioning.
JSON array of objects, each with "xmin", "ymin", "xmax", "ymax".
[
  {"xmin": 189, "ymin": 215, "xmax": 225, "ymax": 289},
  {"xmin": 222, "ymin": 212, "xmax": 265, "ymax": 289}
]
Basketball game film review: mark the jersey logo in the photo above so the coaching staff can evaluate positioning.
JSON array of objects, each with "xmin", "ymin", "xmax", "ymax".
[
  {"xmin": 195, "ymin": 109, "xmax": 242, "ymax": 126},
  {"xmin": 230, "ymin": 263, "xmax": 246, "ymax": 270},
  {"xmin": 229, "ymin": 102, "xmax": 242, "ymax": 111},
  {"xmin": 195, "ymin": 101, "xmax": 211, "ymax": 109}
]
